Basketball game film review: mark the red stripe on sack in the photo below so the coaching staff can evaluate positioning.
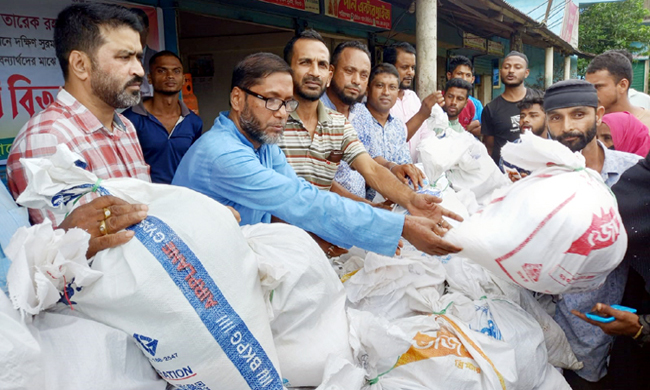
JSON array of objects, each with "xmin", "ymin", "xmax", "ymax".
[{"xmin": 494, "ymin": 192, "xmax": 577, "ymax": 282}]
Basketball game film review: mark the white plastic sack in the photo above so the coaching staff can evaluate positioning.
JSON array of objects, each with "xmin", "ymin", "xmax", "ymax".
[
  {"xmin": 446, "ymin": 132, "xmax": 628, "ymax": 294},
  {"xmin": 0, "ymin": 293, "xmax": 165, "ymax": 390},
  {"xmin": 243, "ymin": 223, "xmax": 352, "ymax": 387},
  {"xmin": 347, "ymin": 309, "xmax": 522, "ymax": 390},
  {"xmin": 343, "ymin": 252, "xmax": 446, "ymax": 320},
  {"xmin": 0, "ymin": 290, "xmax": 41, "ymax": 389},
  {"xmin": 14, "ymin": 145, "xmax": 283, "ymax": 390},
  {"xmin": 441, "ymin": 255, "xmax": 582, "ymax": 370},
  {"xmin": 418, "ymin": 130, "xmax": 510, "ymax": 204},
  {"xmin": 6, "ymin": 221, "xmax": 101, "ymax": 315}
]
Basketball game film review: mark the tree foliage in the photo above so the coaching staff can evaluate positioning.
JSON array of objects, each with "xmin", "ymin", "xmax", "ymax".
[{"xmin": 578, "ymin": 0, "xmax": 650, "ymax": 75}]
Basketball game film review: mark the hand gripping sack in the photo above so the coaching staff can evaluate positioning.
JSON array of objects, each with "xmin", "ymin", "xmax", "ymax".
[
  {"xmin": 15, "ymin": 145, "xmax": 283, "ymax": 390},
  {"xmin": 445, "ymin": 132, "xmax": 628, "ymax": 294},
  {"xmin": 242, "ymin": 223, "xmax": 353, "ymax": 387}
]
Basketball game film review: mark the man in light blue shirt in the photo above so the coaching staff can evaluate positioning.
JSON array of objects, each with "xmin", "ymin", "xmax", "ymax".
[{"xmin": 173, "ymin": 52, "xmax": 463, "ymax": 257}]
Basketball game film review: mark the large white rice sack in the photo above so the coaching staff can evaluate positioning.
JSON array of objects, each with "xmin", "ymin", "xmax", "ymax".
[
  {"xmin": 14, "ymin": 145, "xmax": 283, "ymax": 390},
  {"xmin": 345, "ymin": 310, "xmax": 525, "ymax": 390},
  {"xmin": 445, "ymin": 132, "xmax": 628, "ymax": 294},
  {"xmin": 242, "ymin": 223, "xmax": 353, "ymax": 388}
]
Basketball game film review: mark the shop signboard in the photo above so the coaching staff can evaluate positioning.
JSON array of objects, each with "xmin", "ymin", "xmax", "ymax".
[
  {"xmin": 258, "ymin": 0, "xmax": 320, "ymax": 13},
  {"xmin": 325, "ymin": 0, "xmax": 392, "ymax": 29},
  {"xmin": 560, "ymin": 0, "xmax": 579, "ymax": 49},
  {"xmin": 0, "ymin": 0, "xmax": 163, "ymax": 164},
  {"xmin": 487, "ymin": 40, "xmax": 504, "ymax": 57},
  {"xmin": 463, "ymin": 32, "xmax": 487, "ymax": 52}
]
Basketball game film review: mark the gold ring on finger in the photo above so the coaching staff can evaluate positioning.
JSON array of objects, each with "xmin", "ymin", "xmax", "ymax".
[
  {"xmin": 103, "ymin": 207, "xmax": 111, "ymax": 219},
  {"xmin": 99, "ymin": 219, "xmax": 108, "ymax": 236}
]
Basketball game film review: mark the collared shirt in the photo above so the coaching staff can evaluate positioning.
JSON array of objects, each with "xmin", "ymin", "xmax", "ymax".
[
  {"xmin": 335, "ymin": 104, "xmax": 410, "ymax": 199},
  {"xmin": 391, "ymin": 89, "xmax": 425, "ymax": 163},
  {"xmin": 278, "ymin": 101, "xmax": 367, "ymax": 190},
  {"xmin": 320, "ymin": 91, "xmax": 362, "ymax": 122},
  {"xmin": 7, "ymin": 89, "xmax": 151, "ymax": 226},
  {"xmin": 122, "ymin": 99, "xmax": 203, "ymax": 184},
  {"xmin": 553, "ymin": 142, "xmax": 642, "ymax": 382},
  {"xmin": 0, "ymin": 181, "xmax": 29, "ymax": 294},
  {"xmin": 171, "ymin": 112, "xmax": 404, "ymax": 256}
]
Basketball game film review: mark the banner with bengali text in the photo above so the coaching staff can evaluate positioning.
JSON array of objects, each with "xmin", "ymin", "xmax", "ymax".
[
  {"xmin": 257, "ymin": 0, "xmax": 319, "ymax": 13},
  {"xmin": 324, "ymin": 0, "xmax": 391, "ymax": 29},
  {"xmin": 0, "ymin": 0, "xmax": 163, "ymax": 164}
]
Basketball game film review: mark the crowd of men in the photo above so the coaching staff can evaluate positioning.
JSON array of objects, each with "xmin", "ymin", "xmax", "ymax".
[{"xmin": 1, "ymin": 2, "xmax": 650, "ymax": 389}]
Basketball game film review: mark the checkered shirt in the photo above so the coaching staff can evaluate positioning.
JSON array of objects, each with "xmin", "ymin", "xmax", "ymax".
[{"xmin": 7, "ymin": 89, "xmax": 150, "ymax": 225}]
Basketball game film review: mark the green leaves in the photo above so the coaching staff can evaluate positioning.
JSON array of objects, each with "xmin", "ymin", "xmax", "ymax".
[{"xmin": 578, "ymin": 0, "xmax": 650, "ymax": 75}]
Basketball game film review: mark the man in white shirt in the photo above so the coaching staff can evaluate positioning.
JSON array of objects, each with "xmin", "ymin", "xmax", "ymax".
[{"xmin": 383, "ymin": 42, "xmax": 443, "ymax": 162}]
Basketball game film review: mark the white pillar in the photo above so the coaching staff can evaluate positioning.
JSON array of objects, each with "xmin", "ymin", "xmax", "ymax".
[
  {"xmin": 564, "ymin": 55, "xmax": 571, "ymax": 80},
  {"xmin": 545, "ymin": 46, "xmax": 554, "ymax": 88},
  {"xmin": 416, "ymin": 0, "xmax": 437, "ymax": 96}
]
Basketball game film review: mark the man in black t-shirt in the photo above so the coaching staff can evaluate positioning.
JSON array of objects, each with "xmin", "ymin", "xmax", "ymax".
[{"xmin": 481, "ymin": 51, "xmax": 530, "ymax": 164}]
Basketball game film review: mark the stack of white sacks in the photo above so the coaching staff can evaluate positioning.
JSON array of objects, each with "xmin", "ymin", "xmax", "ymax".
[
  {"xmin": 315, "ymin": 126, "xmax": 626, "ymax": 389},
  {"xmin": 1, "ymin": 118, "xmax": 628, "ymax": 390}
]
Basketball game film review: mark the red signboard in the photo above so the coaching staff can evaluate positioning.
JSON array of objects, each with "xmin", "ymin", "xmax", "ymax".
[
  {"xmin": 258, "ymin": 0, "xmax": 320, "ymax": 13},
  {"xmin": 325, "ymin": 0, "xmax": 392, "ymax": 29}
]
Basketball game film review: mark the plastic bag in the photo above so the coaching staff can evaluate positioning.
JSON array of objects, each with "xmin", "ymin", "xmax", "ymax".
[{"xmin": 445, "ymin": 133, "xmax": 628, "ymax": 294}]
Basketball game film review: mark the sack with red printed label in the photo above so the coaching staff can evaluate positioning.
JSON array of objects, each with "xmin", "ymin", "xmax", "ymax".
[
  {"xmin": 446, "ymin": 132, "xmax": 628, "ymax": 294},
  {"xmin": 14, "ymin": 145, "xmax": 283, "ymax": 390}
]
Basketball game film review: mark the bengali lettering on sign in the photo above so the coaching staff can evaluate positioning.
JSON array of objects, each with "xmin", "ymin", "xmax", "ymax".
[
  {"xmin": 0, "ymin": 1, "xmax": 164, "ymax": 165},
  {"xmin": 463, "ymin": 32, "xmax": 487, "ymax": 52},
  {"xmin": 487, "ymin": 40, "xmax": 504, "ymax": 57},
  {"xmin": 257, "ymin": 0, "xmax": 319, "ymax": 13},
  {"xmin": 325, "ymin": 0, "xmax": 392, "ymax": 29}
]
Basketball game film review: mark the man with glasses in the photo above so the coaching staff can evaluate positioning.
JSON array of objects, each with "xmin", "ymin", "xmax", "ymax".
[{"xmin": 172, "ymin": 52, "xmax": 463, "ymax": 257}]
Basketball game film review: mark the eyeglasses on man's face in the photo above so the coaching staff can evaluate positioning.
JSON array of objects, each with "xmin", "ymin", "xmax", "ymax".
[{"xmin": 238, "ymin": 86, "xmax": 299, "ymax": 113}]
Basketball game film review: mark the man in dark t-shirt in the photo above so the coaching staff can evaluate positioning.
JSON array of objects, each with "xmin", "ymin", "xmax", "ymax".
[{"xmin": 482, "ymin": 51, "xmax": 530, "ymax": 164}]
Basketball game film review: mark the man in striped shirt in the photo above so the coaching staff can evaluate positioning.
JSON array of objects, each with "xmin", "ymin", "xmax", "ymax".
[
  {"xmin": 279, "ymin": 30, "xmax": 433, "ymax": 208},
  {"xmin": 7, "ymin": 3, "xmax": 151, "ymax": 225},
  {"xmin": 278, "ymin": 30, "xmax": 457, "ymax": 255}
]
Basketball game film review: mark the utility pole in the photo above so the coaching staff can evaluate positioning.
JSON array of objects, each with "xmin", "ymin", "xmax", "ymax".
[{"xmin": 416, "ymin": 0, "xmax": 437, "ymax": 96}]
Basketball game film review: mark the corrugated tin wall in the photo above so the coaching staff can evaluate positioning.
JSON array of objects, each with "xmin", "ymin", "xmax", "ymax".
[{"xmin": 632, "ymin": 61, "xmax": 645, "ymax": 92}]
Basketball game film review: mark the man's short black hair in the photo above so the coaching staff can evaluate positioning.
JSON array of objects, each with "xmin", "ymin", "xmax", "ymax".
[
  {"xmin": 368, "ymin": 63, "xmax": 400, "ymax": 85},
  {"xmin": 283, "ymin": 29, "xmax": 326, "ymax": 65},
  {"xmin": 54, "ymin": 3, "xmax": 143, "ymax": 80},
  {"xmin": 149, "ymin": 50, "xmax": 182, "ymax": 70},
  {"xmin": 130, "ymin": 8, "xmax": 149, "ymax": 29},
  {"xmin": 444, "ymin": 78, "xmax": 472, "ymax": 96},
  {"xmin": 518, "ymin": 89, "xmax": 544, "ymax": 111},
  {"xmin": 504, "ymin": 50, "xmax": 529, "ymax": 67},
  {"xmin": 383, "ymin": 42, "xmax": 416, "ymax": 66},
  {"xmin": 586, "ymin": 51, "xmax": 633, "ymax": 88},
  {"xmin": 606, "ymin": 49, "xmax": 634, "ymax": 64},
  {"xmin": 331, "ymin": 40, "xmax": 371, "ymax": 67},
  {"xmin": 231, "ymin": 52, "xmax": 293, "ymax": 91},
  {"xmin": 448, "ymin": 55, "xmax": 473, "ymax": 74}
]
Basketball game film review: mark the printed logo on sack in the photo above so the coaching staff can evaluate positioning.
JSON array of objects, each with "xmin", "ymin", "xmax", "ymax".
[
  {"xmin": 395, "ymin": 330, "xmax": 474, "ymax": 368},
  {"xmin": 133, "ymin": 333, "xmax": 159, "ymax": 356},
  {"xmin": 128, "ymin": 217, "xmax": 283, "ymax": 390},
  {"xmin": 522, "ymin": 263, "xmax": 542, "ymax": 282},
  {"xmin": 566, "ymin": 207, "xmax": 621, "ymax": 256}
]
